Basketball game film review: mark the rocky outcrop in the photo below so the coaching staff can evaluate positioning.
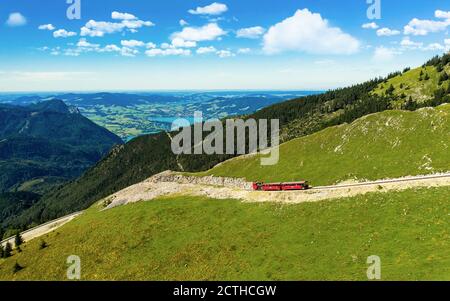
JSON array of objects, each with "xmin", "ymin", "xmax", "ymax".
[{"xmin": 149, "ymin": 170, "xmax": 253, "ymax": 190}]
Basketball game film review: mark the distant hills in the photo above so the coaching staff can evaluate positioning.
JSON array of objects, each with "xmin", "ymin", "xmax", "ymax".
[
  {"xmin": 0, "ymin": 91, "xmax": 314, "ymax": 140},
  {"xmin": 0, "ymin": 99, "xmax": 122, "ymax": 194}
]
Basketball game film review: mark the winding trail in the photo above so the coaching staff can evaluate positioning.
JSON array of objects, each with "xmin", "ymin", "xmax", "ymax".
[{"xmin": 0, "ymin": 211, "xmax": 82, "ymax": 248}]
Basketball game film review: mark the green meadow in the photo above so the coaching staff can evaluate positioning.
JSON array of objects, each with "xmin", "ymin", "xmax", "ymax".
[{"xmin": 1, "ymin": 186, "xmax": 449, "ymax": 280}]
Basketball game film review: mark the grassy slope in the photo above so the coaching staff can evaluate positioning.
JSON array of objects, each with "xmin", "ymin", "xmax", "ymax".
[
  {"xmin": 0, "ymin": 187, "xmax": 449, "ymax": 280},
  {"xmin": 371, "ymin": 64, "xmax": 450, "ymax": 107},
  {"xmin": 192, "ymin": 105, "xmax": 450, "ymax": 186}
]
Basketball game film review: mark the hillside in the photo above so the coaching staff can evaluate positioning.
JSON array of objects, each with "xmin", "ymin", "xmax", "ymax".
[
  {"xmin": 6, "ymin": 53, "xmax": 450, "ymax": 230},
  {"xmin": 371, "ymin": 54, "xmax": 450, "ymax": 108},
  {"xmin": 194, "ymin": 104, "xmax": 450, "ymax": 185},
  {"xmin": 0, "ymin": 100, "xmax": 122, "ymax": 228},
  {"xmin": 0, "ymin": 187, "xmax": 448, "ymax": 280}
]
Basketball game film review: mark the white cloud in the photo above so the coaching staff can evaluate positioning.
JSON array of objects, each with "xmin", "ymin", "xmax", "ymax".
[
  {"xmin": 236, "ymin": 26, "xmax": 265, "ymax": 39},
  {"xmin": 362, "ymin": 22, "xmax": 378, "ymax": 29},
  {"xmin": 77, "ymin": 38, "xmax": 99, "ymax": 48},
  {"xmin": 171, "ymin": 23, "xmax": 226, "ymax": 42},
  {"xmin": 400, "ymin": 37, "xmax": 423, "ymax": 49},
  {"xmin": 263, "ymin": 9, "xmax": 360, "ymax": 55},
  {"xmin": 237, "ymin": 48, "xmax": 251, "ymax": 54},
  {"xmin": 188, "ymin": 2, "xmax": 228, "ymax": 15},
  {"xmin": 145, "ymin": 48, "xmax": 191, "ymax": 57},
  {"xmin": 435, "ymin": 10, "xmax": 450, "ymax": 19},
  {"xmin": 80, "ymin": 17, "xmax": 154, "ymax": 37},
  {"xmin": 376, "ymin": 27, "xmax": 401, "ymax": 36},
  {"xmin": 373, "ymin": 46, "xmax": 398, "ymax": 62},
  {"xmin": 180, "ymin": 19, "xmax": 189, "ymax": 26},
  {"xmin": 216, "ymin": 50, "xmax": 235, "ymax": 58},
  {"xmin": 404, "ymin": 18, "xmax": 450, "ymax": 36},
  {"xmin": 171, "ymin": 38, "xmax": 197, "ymax": 48},
  {"xmin": 196, "ymin": 46, "xmax": 217, "ymax": 54},
  {"xmin": 121, "ymin": 40, "xmax": 145, "ymax": 47},
  {"xmin": 120, "ymin": 47, "xmax": 139, "ymax": 57},
  {"xmin": 112, "ymin": 11, "xmax": 137, "ymax": 20},
  {"xmin": 6, "ymin": 13, "xmax": 27, "ymax": 27},
  {"xmin": 53, "ymin": 29, "xmax": 77, "ymax": 38},
  {"xmin": 102, "ymin": 44, "xmax": 121, "ymax": 52},
  {"xmin": 423, "ymin": 43, "xmax": 445, "ymax": 51},
  {"xmin": 38, "ymin": 24, "xmax": 55, "ymax": 31},
  {"xmin": 445, "ymin": 39, "xmax": 450, "ymax": 46},
  {"xmin": 146, "ymin": 42, "xmax": 157, "ymax": 49}
]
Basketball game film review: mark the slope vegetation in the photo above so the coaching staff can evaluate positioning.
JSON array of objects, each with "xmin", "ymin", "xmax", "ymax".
[{"xmin": 0, "ymin": 187, "xmax": 448, "ymax": 280}]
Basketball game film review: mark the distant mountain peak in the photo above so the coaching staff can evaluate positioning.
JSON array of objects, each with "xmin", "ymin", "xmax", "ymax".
[{"xmin": 28, "ymin": 99, "xmax": 72, "ymax": 114}]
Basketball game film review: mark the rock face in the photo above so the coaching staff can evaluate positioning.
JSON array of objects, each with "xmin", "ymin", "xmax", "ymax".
[{"xmin": 149, "ymin": 170, "xmax": 253, "ymax": 190}]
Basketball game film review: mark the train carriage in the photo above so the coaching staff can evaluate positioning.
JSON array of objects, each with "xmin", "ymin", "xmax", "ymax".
[{"xmin": 252, "ymin": 181, "xmax": 310, "ymax": 191}]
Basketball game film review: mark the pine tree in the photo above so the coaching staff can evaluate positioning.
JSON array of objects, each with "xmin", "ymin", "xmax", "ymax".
[
  {"xmin": 14, "ymin": 233, "xmax": 23, "ymax": 248},
  {"xmin": 4, "ymin": 242, "xmax": 12, "ymax": 258},
  {"xmin": 386, "ymin": 84, "xmax": 395, "ymax": 94}
]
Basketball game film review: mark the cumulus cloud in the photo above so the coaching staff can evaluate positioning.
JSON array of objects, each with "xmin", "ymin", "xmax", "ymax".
[
  {"xmin": 102, "ymin": 44, "xmax": 121, "ymax": 52},
  {"xmin": 145, "ymin": 48, "xmax": 191, "ymax": 57},
  {"xmin": 236, "ymin": 26, "xmax": 265, "ymax": 39},
  {"xmin": 170, "ymin": 38, "xmax": 196, "ymax": 48},
  {"xmin": 179, "ymin": 19, "xmax": 189, "ymax": 26},
  {"xmin": 404, "ymin": 10, "xmax": 450, "ymax": 36},
  {"xmin": 435, "ymin": 10, "xmax": 450, "ymax": 19},
  {"xmin": 376, "ymin": 27, "xmax": 401, "ymax": 36},
  {"xmin": 53, "ymin": 29, "xmax": 77, "ymax": 38},
  {"xmin": 6, "ymin": 13, "xmax": 27, "ymax": 27},
  {"xmin": 77, "ymin": 38, "xmax": 99, "ymax": 48},
  {"xmin": 38, "ymin": 24, "xmax": 55, "ymax": 31},
  {"xmin": 112, "ymin": 11, "xmax": 137, "ymax": 20},
  {"xmin": 121, "ymin": 40, "xmax": 145, "ymax": 47},
  {"xmin": 80, "ymin": 15, "xmax": 154, "ymax": 37},
  {"xmin": 262, "ymin": 9, "xmax": 360, "ymax": 55},
  {"xmin": 400, "ymin": 37, "xmax": 423, "ymax": 49},
  {"xmin": 422, "ymin": 43, "xmax": 445, "ymax": 51},
  {"xmin": 188, "ymin": 2, "xmax": 228, "ymax": 15},
  {"xmin": 120, "ymin": 47, "xmax": 139, "ymax": 57},
  {"xmin": 216, "ymin": 50, "xmax": 235, "ymax": 58},
  {"xmin": 362, "ymin": 22, "xmax": 379, "ymax": 29},
  {"xmin": 171, "ymin": 23, "xmax": 226, "ymax": 42},
  {"xmin": 196, "ymin": 46, "xmax": 217, "ymax": 54}
]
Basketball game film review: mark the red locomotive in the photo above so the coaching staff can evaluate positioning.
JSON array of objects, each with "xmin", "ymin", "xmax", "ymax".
[{"xmin": 252, "ymin": 181, "xmax": 310, "ymax": 191}]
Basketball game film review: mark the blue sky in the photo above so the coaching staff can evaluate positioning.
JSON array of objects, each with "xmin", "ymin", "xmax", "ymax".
[{"xmin": 0, "ymin": 0, "xmax": 449, "ymax": 92}]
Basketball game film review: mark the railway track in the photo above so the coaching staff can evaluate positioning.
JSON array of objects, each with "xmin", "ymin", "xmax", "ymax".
[{"xmin": 311, "ymin": 173, "xmax": 450, "ymax": 190}]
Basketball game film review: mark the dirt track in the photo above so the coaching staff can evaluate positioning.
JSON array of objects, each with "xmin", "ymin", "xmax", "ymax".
[
  {"xmin": 0, "ymin": 212, "xmax": 82, "ymax": 247},
  {"xmin": 103, "ymin": 171, "xmax": 450, "ymax": 209}
]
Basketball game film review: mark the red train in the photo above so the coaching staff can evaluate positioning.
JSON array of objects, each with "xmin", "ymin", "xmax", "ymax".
[{"xmin": 252, "ymin": 181, "xmax": 310, "ymax": 191}]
